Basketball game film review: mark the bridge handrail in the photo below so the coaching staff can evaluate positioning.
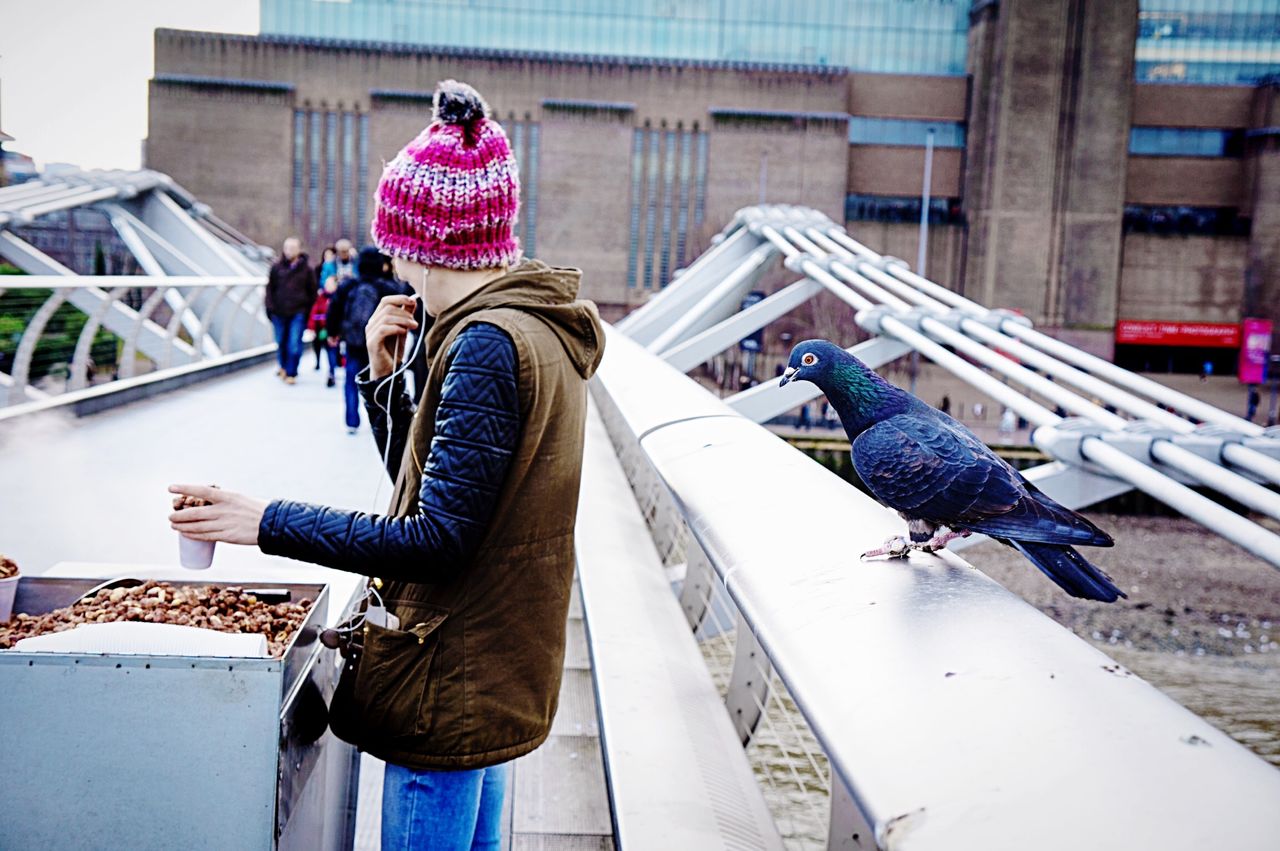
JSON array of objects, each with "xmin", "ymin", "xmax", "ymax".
[
  {"xmin": 592, "ymin": 325, "xmax": 1280, "ymax": 850},
  {"xmin": 0, "ymin": 278, "xmax": 270, "ymax": 407},
  {"xmin": 0, "ymin": 344, "xmax": 276, "ymax": 424},
  {"xmin": 5, "ymin": 276, "xmax": 266, "ymax": 288}
]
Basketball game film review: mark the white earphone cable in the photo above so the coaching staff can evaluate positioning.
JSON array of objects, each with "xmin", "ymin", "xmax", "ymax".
[{"xmin": 369, "ymin": 275, "xmax": 427, "ymax": 512}]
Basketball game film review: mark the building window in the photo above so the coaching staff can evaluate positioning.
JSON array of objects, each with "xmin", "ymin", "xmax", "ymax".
[
  {"xmin": 357, "ymin": 113, "xmax": 369, "ymax": 243},
  {"xmin": 525, "ymin": 123, "xmax": 539, "ymax": 257},
  {"xmin": 693, "ymin": 129, "xmax": 709, "ymax": 229},
  {"xmin": 1129, "ymin": 126, "xmax": 1243, "ymax": 157},
  {"xmin": 309, "ymin": 111, "xmax": 322, "ymax": 240},
  {"xmin": 292, "ymin": 110, "xmax": 305, "ymax": 221},
  {"xmin": 510, "ymin": 120, "xmax": 525, "ymax": 250},
  {"xmin": 259, "ymin": 0, "xmax": 973, "ymax": 76},
  {"xmin": 1122, "ymin": 204, "xmax": 1250, "ymax": 237},
  {"xmin": 643, "ymin": 129, "xmax": 661, "ymax": 289},
  {"xmin": 325, "ymin": 111, "xmax": 338, "ymax": 236},
  {"xmin": 626, "ymin": 129, "xmax": 644, "ymax": 289},
  {"xmin": 626, "ymin": 125, "xmax": 709, "ymax": 290},
  {"xmin": 675, "ymin": 129, "xmax": 693, "ymax": 273},
  {"xmin": 849, "ymin": 117, "xmax": 965, "ymax": 148},
  {"xmin": 845, "ymin": 194, "xmax": 963, "ymax": 225},
  {"xmin": 659, "ymin": 129, "xmax": 677, "ymax": 287},
  {"xmin": 504, "ymin": 117, "xmax": 539, "ymax": 259},
  {"xmin": 1137, "ymin": 1, "xmax": 1280, "ymax": 84},
  {"xmin": 510, "ymin": 121, "xmax": 524, "ymax": 180},
  {"xmin": 343, "ymin": 112, "xmax": 355, "ymax": 239}
]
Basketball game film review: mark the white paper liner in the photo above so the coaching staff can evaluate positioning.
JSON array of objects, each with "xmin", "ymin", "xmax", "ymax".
[{"xmin": 11, "ymin": 621, "xmax": 269, "ymax": 657}]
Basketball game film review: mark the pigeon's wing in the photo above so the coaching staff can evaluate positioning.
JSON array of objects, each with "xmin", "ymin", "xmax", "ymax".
[
  {"xmin": 852, "ymin": 414, "xmax": 1109, "ymax": 545},
  {"xmin": 987, "ymin": 479, "xmax": 1113, "ymax": 546},
  {"xmin": 852, "ymin": 414, "xmax": 1023, "ymax": 525}
]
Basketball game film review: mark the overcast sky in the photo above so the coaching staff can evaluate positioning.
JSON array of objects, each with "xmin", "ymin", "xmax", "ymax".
[{"xmin": 1, "ymin": 0, "xmax": 259, "ymax": 170}]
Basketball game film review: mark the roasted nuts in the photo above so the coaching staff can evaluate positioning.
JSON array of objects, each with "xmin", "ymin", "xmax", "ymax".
[
  {"xmin": 0, "ymin": 581, "xmax": 311, "ymax": 658},
  {"xmin": 172, "ymin": 485, "xmax": 219, "ymax": 512},
  {"xmin": 0, "ymin": 555, "xmax": 18, "ymax": 580}
]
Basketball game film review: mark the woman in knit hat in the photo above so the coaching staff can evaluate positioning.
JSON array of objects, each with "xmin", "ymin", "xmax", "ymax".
[{"xmin": 170, "ymin": 80, "xmax": 605, "ymax": 850}]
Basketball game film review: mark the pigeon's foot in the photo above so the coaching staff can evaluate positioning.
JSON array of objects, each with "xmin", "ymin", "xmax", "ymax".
[
  {"xmin": 862, "ymin": 529, "xmax": 972, "ymax": 560},
  {"xmin": 861, "ymin": 535, "xmax": 910, "ymax": 560},
  {"xmin": 919, "ymin": 528, "xmax": 972, "ymax": 553}
]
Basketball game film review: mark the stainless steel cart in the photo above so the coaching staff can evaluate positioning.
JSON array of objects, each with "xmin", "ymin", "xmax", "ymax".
[{"xmin": 0, "ymin": 576, "xmax": 360, "ymax": 851}]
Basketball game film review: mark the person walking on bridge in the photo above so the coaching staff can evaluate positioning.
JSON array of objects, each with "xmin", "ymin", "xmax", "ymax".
[
  {"xmin": 327, "ymin": 246, "xmax": 404, "ymax": 433},
  {"xmin": 265, "ymin": 236, "xmax": 315, "ymax": 384},
  {"xmin": 169, "ymin": 80, "xmax": 604, "ymax": 851}
]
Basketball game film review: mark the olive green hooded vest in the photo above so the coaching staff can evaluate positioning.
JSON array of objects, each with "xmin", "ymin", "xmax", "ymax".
[{"xmin": 329, "ymin": 259, "xmax": 604, "ymax": 769}]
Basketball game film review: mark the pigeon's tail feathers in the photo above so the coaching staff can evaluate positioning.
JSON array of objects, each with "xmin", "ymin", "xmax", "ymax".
[
  {"xmin": 1008, "ymin": 539, "xmax": 1126, "ymax": 602},
  {"xmin": 1024, "ymin": 483, "xmax": 1115, "ymax": 546},
  {"xmin": 971, "ymin": 488, "xmax": 1114, "ymax": 548}
]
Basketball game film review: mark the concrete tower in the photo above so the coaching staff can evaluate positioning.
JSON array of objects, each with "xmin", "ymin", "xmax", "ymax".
[
  {"xmin": 963, "ymin": 0, "xmax": 1139, "ymax": 356},
  {"xmin": 1245, "ymin": 79, "xmax": 1280, "ymax": 348}
]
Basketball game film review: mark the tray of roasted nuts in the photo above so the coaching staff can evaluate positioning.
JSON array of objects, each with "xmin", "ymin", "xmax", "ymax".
[{"xmin": 0, "ymin": 580, "xmax": 313, "ymax": 658}]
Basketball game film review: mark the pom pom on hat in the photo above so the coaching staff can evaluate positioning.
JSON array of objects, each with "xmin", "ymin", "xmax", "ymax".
[
  {"xmin": 433, "ymin": 80, "xmax": 489, "ymax": 127},
  {"xmin": 371, "ymin": 80, "xmax": 522, "ymax": 271}
]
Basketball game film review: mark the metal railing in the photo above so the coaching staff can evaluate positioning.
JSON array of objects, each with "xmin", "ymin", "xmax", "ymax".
[
  {"xmin": 592, "ymin": 326, "xmax": 1280, "ymax": 850},
  {"xmin": 0, "ymin": 167, "xmax": 275, "ymax": 410},
  {"xmin": 0, "ymin": 277, "xmax": 270, "ymax": 407}
]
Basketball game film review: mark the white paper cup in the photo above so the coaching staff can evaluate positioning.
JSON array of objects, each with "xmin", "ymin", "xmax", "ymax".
[
  {"xmin": 0, "ymin": 575, "xmax": 17, "ymax": 623},
  {"xmin": 178, "ymin": 535, "xmax": 216, "ymax": 569}
]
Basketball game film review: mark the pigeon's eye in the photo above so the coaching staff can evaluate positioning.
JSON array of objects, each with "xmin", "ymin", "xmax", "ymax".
[{"xmin": 801, "ymin": 353, "xmax": 818, "ymax": 367}]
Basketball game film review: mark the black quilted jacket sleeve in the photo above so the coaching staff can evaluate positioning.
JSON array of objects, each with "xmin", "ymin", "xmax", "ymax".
[{"xmin": 257, "ymin": 322, "xmax": 521, "ymax": 582}]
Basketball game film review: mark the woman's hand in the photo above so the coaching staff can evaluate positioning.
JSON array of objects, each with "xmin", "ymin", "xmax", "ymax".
[
  {"xmin": 168, "ymin": 484, "xmax": 270, "ymax": 546},
  {"xmin": 367, "ymin": 294, "xmax": 419, "ymax": 380}
]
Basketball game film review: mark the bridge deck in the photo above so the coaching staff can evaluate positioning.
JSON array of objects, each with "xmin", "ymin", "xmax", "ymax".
[{"xmin": 0, "ymin": 363, "xmax": 615, "ymax": 850}]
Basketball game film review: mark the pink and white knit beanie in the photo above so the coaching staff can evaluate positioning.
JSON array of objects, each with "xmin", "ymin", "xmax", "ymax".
[{"xmin": 371, "ymin": 80, "xmax": 521, "ymax": 270}]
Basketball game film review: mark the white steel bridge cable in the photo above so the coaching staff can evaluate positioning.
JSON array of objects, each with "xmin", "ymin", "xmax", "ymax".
[
  {"xmin": 826, "ymin": 225, "xmax": 1271, "ymax": 437},
  {"xmin": 755, "ymin": 225, "xmax": 876, "ymax": 314},
  {"xmin": 832, "ymin": 224, "xmax": 1270, "ymax": 438}
]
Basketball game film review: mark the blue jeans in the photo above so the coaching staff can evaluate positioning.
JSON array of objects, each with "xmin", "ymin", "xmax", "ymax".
[
  {"xmin": 381, "ymin": 761, "xmax": 509, "ymax": 851},
  {"xmin": 314, "ymin": 338, "xmax": 340, "ymax": 376},
  {"xmin": 269, "ymin": 312, "xmax": 307, "ymax": 378},
  {"xmin": 345, "ymin": 347, "xmax": 369, "ymax": 429}
]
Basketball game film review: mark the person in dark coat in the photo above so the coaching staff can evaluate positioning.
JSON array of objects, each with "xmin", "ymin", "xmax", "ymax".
[
  {"xmin": 265, "ymin": 237, "xmax": 316, "ymax": 384},
  {"xmin": 327, "ymin": 247, "xmax": 407, "ymax": 433}
]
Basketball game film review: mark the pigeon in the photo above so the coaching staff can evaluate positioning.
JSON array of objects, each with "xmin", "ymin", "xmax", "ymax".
[{"xmin": 780, "ymin": 340, "xmax": 1123, "ymax": 602}]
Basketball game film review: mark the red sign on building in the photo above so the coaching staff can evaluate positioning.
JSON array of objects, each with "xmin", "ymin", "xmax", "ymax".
[
  {"xmin": 1239, "ymin": 318, "xmax": 1273, "ymax": 384},
  {"xmin": 1115, "ymin": 320, "xmax": 1241, "ymax": 348}
]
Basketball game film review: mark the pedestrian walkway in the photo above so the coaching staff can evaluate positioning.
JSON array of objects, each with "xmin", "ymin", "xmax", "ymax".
[{"xmin": 0, "ymin": 360, "xmax": 377, "ymax": 577}]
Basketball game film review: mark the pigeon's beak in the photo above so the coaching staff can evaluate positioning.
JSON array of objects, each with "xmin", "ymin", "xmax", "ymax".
[{"xmin": 779, "ymin": 367, "xmax": 798, "ymax": 387}]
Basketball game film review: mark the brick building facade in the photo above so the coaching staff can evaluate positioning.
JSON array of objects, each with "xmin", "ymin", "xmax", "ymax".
[{"xmin": 147, "ymin": 1, "xmax": 1280, "ymax": 360}]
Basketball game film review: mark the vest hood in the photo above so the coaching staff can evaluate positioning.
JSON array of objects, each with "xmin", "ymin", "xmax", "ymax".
[{"xmin": 426, "ymin": 259, "xmax": 604, "ymax": 379}]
